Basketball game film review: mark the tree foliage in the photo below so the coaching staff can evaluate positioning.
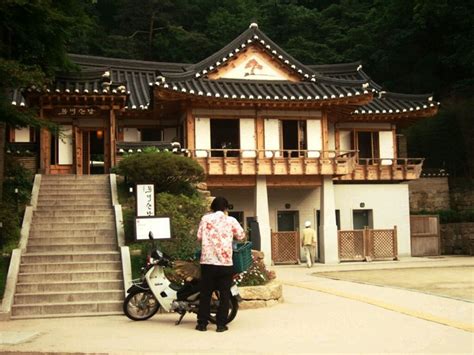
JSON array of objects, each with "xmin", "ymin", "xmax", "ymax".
[{"xmin": 117, "ymin": 151, "xmax": 205, "ymax": 195}]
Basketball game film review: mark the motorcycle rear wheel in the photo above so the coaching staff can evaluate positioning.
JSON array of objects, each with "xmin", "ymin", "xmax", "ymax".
[
  {"xmin": 123, "ymin": 289, "xmax": 160, "ymax": 321},
  {"xmin": 208, "ymin": 294, "xmax": 239, "ymax": 324}
]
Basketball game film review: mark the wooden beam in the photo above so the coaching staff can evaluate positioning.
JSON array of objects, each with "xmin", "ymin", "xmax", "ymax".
[{"xmin": 206, "ymin": 175, "xmax": 256, "ymax": 187}]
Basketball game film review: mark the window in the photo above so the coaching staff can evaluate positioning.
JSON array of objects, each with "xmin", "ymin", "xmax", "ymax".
[{"xmin": 210, "ymin": 119, "xmax": 240, "ymax": 157}]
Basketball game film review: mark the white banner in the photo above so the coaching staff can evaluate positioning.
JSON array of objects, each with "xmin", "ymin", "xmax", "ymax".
[{"xmin": 136, "ymin": 184, "xmax": 155, "ymax": 217}]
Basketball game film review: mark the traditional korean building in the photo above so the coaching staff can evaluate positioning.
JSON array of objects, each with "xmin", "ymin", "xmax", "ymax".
[{"xmin": 8, "ymin": 23, "xmax": 439, "ymax": 264}]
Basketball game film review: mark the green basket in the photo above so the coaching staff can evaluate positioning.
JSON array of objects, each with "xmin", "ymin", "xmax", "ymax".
[{"xmin": 233, "ymin": 242, "xmax": 253, "ymax": 273}]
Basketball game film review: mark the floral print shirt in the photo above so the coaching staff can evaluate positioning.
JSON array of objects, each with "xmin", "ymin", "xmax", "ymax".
[{"xmin": 197, "ymin": 211, "xmax": 245, "ymax": 266}]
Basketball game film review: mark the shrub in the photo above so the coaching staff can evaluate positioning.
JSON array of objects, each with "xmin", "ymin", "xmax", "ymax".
[
  {"xmin": 154, "ymin": 193, "xmax": 207, "ymax": 260},
  {"xmin": 117, "ymin": 151, "xmax": 204, "ymax": 196},
  {"xmin": 0, "ymin": 202, "xmax": 20, "ymax": 253}
]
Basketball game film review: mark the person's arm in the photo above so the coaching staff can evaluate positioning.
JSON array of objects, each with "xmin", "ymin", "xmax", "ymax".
[
  {"xmin": 231, "ymin": 218, "xmax": 245, "ymax": 241},
  {"xmin": 197, "ymin": 218, "xmax": 205, "ymax": 241}
]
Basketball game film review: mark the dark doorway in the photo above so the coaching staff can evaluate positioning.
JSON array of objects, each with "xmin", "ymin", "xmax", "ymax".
[
  {"xmin": 353, "ymin": 209, "xmax": 373, "ymax": 229},
  {"xmin": 282, "ymin": 120, "xmax": 306, "ymax": 157},
  {"xmin": 357, "ymin": 131, "xmax": 379, "ymax": 162},
  {"xmin": 277, "ymin": 211, "xmax": 299, "ymax": 231},
  {"xmin": 82, "ymin": 130, "xmax": 105, "ymax": 174},
  {"xmin": 228, "ymin": 211, "xmax": 244, "ymax": 228},
  {"xmin": 210, "ymin": 119, "xmax": 239, "ymax": 157}
]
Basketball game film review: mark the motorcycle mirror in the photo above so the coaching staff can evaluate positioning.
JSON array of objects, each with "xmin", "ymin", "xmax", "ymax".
[{"xmin": 148, "ymin": 231, "xmax": 154, "ymax": 240}]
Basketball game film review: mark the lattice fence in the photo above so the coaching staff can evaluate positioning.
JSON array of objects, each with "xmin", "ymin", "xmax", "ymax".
[
  {"xmin": 338, "ymin": 227, "xmax": 398, "ymax": 262},
  {"xmin": 271, "ymin": 231, "xmax": 300, "ymax": 264},
  {"xmin": 366, "ymin": 228, "xmax": 398, "ymax": 261},
  {"xmin": 338, "ymin": 230, "xmax": 365, "ymax": 261}
]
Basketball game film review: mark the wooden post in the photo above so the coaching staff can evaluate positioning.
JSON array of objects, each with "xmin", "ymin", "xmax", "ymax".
[
  {"xmin": 109, "ymin": 109, "xmax": 116, "ymax": 170},
  {"xmin": 393, "ymin": 225, "xmax": 398, "ymax": 260},
  {"xmin": 186, "ymin": 107, "xmax": 195, "ymax": 151},
  {"xmin": 364, "ymin": 226, "xmax": 372, "ymax": 262},
  {"xmin": 74, "ymin": 126, "xmax": 83, "ymax": 175},
  {"xmin": 321, "ymin": 110, "xmax": 329, "ymax": 158},
  {"xmin": 255, "ymin": 114, "xmax": 264, "ymax": 159}
]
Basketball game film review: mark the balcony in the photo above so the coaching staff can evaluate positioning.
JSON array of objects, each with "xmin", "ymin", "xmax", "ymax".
[
  {"xmin": 336, "ymin": 158, "xmax": 424, "ymax": 181},
  {"xmin": 188, "ymin": 149, "xmax": 357, "ymax": 176}
]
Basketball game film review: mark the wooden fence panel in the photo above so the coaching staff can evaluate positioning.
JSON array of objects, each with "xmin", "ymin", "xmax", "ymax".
[
  {"xmin": 338, "ymin": 230, "xmax": 365, "ymax": 261},
  {"xmin": 366, "ymin": 227, "xmax": 398, "ymax": 261},
  {"xmin": 271, "ymin": 231, "xmax": 300, "ymax": 264},
  {"xmin": 338, "ymin": 227, "xmax": 398, "ymax": 262},
  {"xmin": 410, "ymin": 215, "xmax": 440, "ymax": 256}
]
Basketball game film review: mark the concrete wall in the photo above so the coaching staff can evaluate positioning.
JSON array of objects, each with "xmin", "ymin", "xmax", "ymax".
[
  {"xmin": 407, "ymin": 177, "xmax": 450, "ymax": 212},
  {"xmin": 334, "ymin": 184, "xmax": 411, "ymax": 256}
]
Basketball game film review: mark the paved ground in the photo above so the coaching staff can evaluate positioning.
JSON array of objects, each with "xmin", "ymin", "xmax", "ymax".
[
  {"xmin": 0, "ymin": 256, "xmax": 473, "ymax": 354},
  {"xmin": 315, "ymin": 265, "xmax": 474, "ymax": 302}
]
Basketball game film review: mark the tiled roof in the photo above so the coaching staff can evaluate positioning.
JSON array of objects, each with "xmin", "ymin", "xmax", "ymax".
[{"xmin": 10, "ymin": 24, "xmax": 439, "ymax": 118}]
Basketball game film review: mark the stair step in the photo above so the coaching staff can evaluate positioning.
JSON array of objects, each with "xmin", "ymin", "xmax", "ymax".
[
  {"xmin": 28, "ymin": 236, "xmax": 117, "ymax": 246},
  {"xmin": 14, "ymin": 290, "xmax": 124, "ymax": 304},
  {"xmin": 27, "ymin": 244, "xmax": 118, "ymax": 253},
  {"xmin": 11, "ymin": 311, "xmax": 122, "ymax": 320},
  {"xmin": 39, "ymin": 187, "xmax": 110, "ymax": 193},
  {"xmin": 20, "ymin": 261, "xmax": 122, "ymax": 273},
  {"xmin": 11, "ymin": 300, "xmax": 123, "ymax": 317},
  {"xmin": 29, "ymin": 229, "xmax": 116, "ymax": 238},
  {"xmin": 33, "ymin": 210, "xmax": 114, "ymax": 217},
  {"xmin": 22, "ymin": 252, "xmax": 120, "ymax": 264},
  {"xmin": 18, "ymin": 271, "xmax": 123, "ymax": 283},
  {"xmin": 36, "ymin": 203, "xmax": 111, "ymax": 209},
  {"xmin": 38, "ymin": 194, "xmax": 111, "ymax": 201},
  {"xmin": 31, "ymin": 216, "xmax": 114, "ymax": 224},
  {"xmin": 16, "ymin": 280, "xmax": 123, "ymax": 293},
  {"xmin": 31, "ymin": 222, "xmax": 116, "ymax": 231}
]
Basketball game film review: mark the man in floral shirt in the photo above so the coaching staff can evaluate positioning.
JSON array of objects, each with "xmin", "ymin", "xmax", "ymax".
[{"xmin": 196, "ymin": 196, "xmax": 245, "ymax": 332}]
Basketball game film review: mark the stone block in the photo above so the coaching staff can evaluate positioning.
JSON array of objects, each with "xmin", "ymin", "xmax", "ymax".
[{"xmin": 239, "ymin": 281, "xmax": 282, "ymax": 301}]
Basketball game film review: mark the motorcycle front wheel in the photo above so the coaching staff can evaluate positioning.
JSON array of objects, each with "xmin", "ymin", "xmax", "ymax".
[
  {"xmin": 208, "ymin": 294, "xmax": 239, "ymax": 325},
  {"xmin": 123, "ymin": 289, "xmax": 160, "ymax": 321}
]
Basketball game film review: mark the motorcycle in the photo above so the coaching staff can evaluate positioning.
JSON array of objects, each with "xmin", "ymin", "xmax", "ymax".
[{"xmin": 123, "ymin": 237, "xmax": 240, "ymax": 325}]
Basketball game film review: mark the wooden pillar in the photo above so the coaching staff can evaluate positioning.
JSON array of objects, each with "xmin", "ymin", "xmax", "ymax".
[
  {"xmin": 321, "ymin": 110, "xmax": 329, "ymax": 157},
  {"xmin": 186, "ymin": 107, "xmax": 195, "ymax": 151},
  {"xmin": 109, "ymin": 109, "xmax": 116, "ymax": 169},
  {"xmin": 392, "ymin": 124, "xmax": 398, "ymax": 159},
  {"xmin": 74, "ymin": 126, "xmax": 83, "ymax": 175}
]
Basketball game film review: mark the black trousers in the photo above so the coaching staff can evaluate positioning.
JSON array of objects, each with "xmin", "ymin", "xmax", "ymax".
[{"xmin": 197, "ymin": 264, "xmax": 234, "ymax": 327}]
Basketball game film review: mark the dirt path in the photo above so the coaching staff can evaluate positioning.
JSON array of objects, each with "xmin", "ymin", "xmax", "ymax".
[{"xmin": 316, "ymin": 266, "xmax": 474, "ymax": 302}]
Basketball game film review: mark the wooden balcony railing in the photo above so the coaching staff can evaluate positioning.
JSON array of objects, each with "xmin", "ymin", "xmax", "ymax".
[
  {"xmin": 337, "ymin": 158, "xmax": 424, "ymax": 181},
  {"xmin": 188, "ymin": 149, "xmax": 357, "ymax": 176}
]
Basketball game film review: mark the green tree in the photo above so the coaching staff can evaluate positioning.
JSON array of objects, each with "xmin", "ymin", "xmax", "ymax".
[{"xmin": 0, "ymin": 0, "xmax": 93, "ymax": 199}]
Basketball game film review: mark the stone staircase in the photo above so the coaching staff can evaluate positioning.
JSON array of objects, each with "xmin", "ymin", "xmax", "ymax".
[{"xmin": 11, "ymin": 175, "xmax": 124, "ymax": 319}]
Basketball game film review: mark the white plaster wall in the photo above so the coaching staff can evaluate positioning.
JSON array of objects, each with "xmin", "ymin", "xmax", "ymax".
[
  {"xmin": 240, "ymin": 118, "xmax": 256, "ymax": 157},
  {"xmin": 195, "ymin": 117, "xmax": 211, "ymax": 157},
  {"xmin": 14, "ymin": 127, "xmax": 30, "ymax": 143},
  {"xmin": 58, "ymin": 125, "xmax": 73, "ymax": 165},
  {"xmin": 379, "ymin": 131, "xmax": 395, "ymax": 164},
  {"xmin": 123, "ymin": 128, "xmax": 141, "ymax": 142},
  {"xmin": 327, "ymin": 122, "xmax": 336, "ymax": 150},
  {"xmin": 264, "ymin": 118, "xmax": 280, "ymax": 157},
  {"xmin": 339, "ymin": 130, "xmax": 352, "ymax": 151},
  {"xmin": 306, "ymin": 119, "xmax": 322, "ymax": 157},
  {"xmin": 334, "ymin": 184, "xmax": 411, "ymax": 256}
]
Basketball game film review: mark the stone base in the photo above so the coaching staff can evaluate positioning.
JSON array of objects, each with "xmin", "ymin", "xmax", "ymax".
[{"xmin": 239, "ymin": 280, "xmax": 283, "ymax": 309}]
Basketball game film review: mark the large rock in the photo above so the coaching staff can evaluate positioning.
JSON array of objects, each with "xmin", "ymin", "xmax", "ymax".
[{"xmin": 239, "ymin": 281, "xmax": 282, "ymax": 301}]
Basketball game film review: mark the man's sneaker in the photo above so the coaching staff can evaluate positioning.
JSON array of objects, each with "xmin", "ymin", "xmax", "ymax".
[
  {"xmin": 216, "ymin": 325, "xmax": 228, "ymax": 332},
  {"xmin": 195, "ymin": 324, "xmax": 207, "ymax": 332}
]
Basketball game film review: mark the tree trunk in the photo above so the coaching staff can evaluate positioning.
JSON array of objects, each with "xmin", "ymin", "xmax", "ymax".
[{"xmin": 0, "ymin": 121, "xmax": 6, "ymax": 201}]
